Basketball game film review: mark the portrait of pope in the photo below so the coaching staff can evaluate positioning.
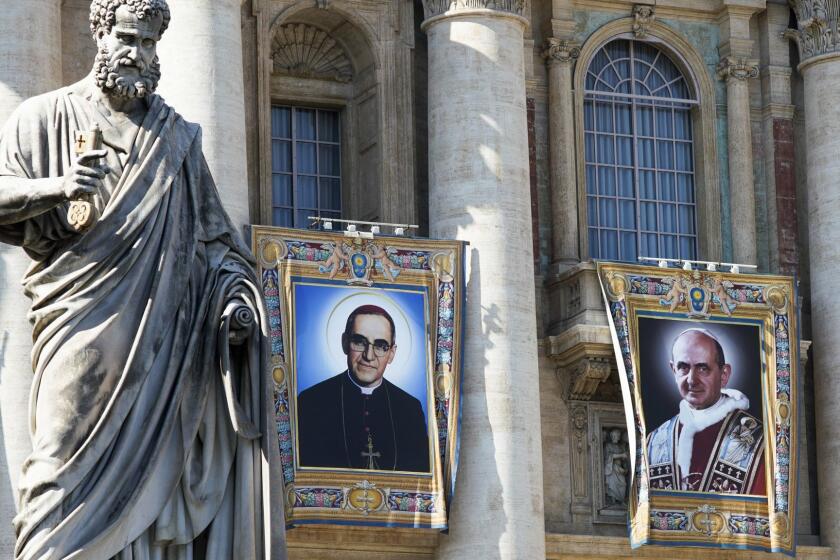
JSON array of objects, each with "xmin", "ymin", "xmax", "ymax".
[{"xmin": 644, "ymin": 326, "xmax": 766, "ymax": 495}]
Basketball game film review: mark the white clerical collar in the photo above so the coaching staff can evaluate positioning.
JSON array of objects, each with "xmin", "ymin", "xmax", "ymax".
[{"xmin": 346, "ymin": 370, "xmax": 382, "ymax": 395}]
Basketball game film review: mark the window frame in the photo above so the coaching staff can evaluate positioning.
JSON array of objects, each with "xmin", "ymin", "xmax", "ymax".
[
  {"xmin": 270, "ymin": 105, "xmax": 344, "ymax": 229},
  {"xmin": 583, "ymin": 39, "xmax": 700, "ymax": 262},
  {"xmin": 573, "ymin": 23, "xmax": 723, "ymax": 264}
]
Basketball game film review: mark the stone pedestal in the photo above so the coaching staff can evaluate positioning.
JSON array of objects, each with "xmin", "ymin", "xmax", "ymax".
[
  {"xmin": 717, "ymin": 57, "xmax": 759, "ymax": 266},
  {"xmin": 423, "ymin": 6, "xmax": 545, "ymax": 559},
  {"xmin": 543, "ymin": 39, "xmax": 580, "ymax": 270},
  {"xmin": 156, "ymin": 0, "xmax": 250, "ymax": 228},
  {"xmin": 0, "ymin": 0, "xmax": 63, "ymax": 553}
]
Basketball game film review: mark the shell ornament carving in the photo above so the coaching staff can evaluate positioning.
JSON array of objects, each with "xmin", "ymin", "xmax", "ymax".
[{"xmin": 272, "ymin": 23, "xmax": 353, "ymax": 83}]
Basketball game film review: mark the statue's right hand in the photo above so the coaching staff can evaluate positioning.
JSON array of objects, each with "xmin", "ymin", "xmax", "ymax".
[{"xmin": 62, "ymin": 149, "xmax": 110, "ymax": 200}]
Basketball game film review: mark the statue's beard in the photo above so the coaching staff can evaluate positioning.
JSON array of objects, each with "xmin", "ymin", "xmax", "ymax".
[{"xmin": 93, "ymin": 45, "xmax": 160, "ymax": 99}]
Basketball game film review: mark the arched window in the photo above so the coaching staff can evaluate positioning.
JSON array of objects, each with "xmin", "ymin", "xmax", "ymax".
[{"xmin": 584, "ymin": 39, "xmax": 697, "ymax": 262}]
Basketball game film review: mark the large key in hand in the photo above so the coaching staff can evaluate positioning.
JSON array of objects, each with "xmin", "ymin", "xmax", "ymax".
[{"xmin": 69, "ymin": 123, "xmax": 103, "ymax": 231}]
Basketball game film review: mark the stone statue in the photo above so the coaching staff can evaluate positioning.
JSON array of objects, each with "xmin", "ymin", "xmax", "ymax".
[
  {"xmin": 603, "ymin": 428, "xmax": 628, "ymax": 507},
  {"xmin": 0, "ymin": 1, "xmax": 284, "ymax": 558}
]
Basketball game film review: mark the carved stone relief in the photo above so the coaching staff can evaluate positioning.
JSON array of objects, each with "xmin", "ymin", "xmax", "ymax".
[
  {"xmin": 786, "ymin": 0, "xmax": 840, "ymax": 61},
  {"xmin": 569, "ymin": 404, "xmax": 591, "ymax": 517},
  {"xmin": 541, "ymin": 38, "xmax": 581, "ymax": 66},
  {"xmin": 271, "ymin": 23, "xmax": 353, "ymax": 83},
  {"xmin": 716, "ymin": 56, "xmax": 759, "ymax": 82},
  {"xmin": 589, "ymin": 404, "xmax": 630, "ymax": 524},
  {"xmin": 422, "ymin": 0, "xmax": 525, "ymax": 19},
  {"xmin": 632, "ymin": 4, "xmax": 655, "ymax": 38}
]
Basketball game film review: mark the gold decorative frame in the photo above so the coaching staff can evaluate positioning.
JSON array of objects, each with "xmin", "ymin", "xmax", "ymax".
[
  {"xmin": 597, "ymin": 262, "xmax": 798, "ymax": 555},
  {"xmin": 252, "ymin": 226, "xmax": 465, "ymax": 529}
]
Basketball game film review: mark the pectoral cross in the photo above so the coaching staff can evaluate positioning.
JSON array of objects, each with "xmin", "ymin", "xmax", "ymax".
[{"xmin": 361, "ymin": 434, "xmax": 380, "ymax": 470}]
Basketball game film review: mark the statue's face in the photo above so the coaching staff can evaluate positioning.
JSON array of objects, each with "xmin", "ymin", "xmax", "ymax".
[{"xmin": 94, "ymin": 5, "xmax": 164, "ymax": 98}]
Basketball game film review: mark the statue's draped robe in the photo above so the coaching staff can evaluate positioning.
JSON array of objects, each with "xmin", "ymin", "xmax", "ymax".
[{"xmin": 0, "ymin": 84, "xmax": 285, "ymax": 559}]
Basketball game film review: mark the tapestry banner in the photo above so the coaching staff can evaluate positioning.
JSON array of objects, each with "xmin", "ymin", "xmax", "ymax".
[
  {"xmin": 597, "ymin": 262, "xmax": 798, "ymax": 555},
  {"xmin": 252, "ymin": 226, "xmax": 465, "ymax": 529}
]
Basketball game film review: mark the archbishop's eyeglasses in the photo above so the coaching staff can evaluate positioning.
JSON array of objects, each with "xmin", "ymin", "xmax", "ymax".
[{"xmin": 348, "ymin": 334, "xmax": 392, "ymax": 357}]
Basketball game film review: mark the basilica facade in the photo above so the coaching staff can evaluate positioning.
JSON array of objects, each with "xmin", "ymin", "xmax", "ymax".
[{"xmin": 0, "ymin": 0, "xmax": 837, "ymax": 558}]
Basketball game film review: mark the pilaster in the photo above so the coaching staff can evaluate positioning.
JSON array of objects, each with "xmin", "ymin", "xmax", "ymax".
[
  {"xmin": 423, "ymin": 5, "xmax": 545, "ymax": 559},
  {"xmin": 718, "ymin": 4, "xmax": 761, "ymax": 266},
  {"xmin": 543, "ymin": 38, "xmax": 580, "ymax": 271}
]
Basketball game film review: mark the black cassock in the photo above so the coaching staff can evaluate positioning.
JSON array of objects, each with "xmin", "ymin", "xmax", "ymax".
[{"xmin": 297, "ymin": 371, "xmax": 430, "ymax": 472}]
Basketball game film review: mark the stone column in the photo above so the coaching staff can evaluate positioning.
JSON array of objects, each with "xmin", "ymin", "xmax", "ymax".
[
  {"xmin": 422, "ymin": 3, "xmax": 545, "ymax": 559},
  {"xmin": 156, "ymin": 0, "xmax": 250, "ymax": 228},
  {"xmin": 0, "ymin": 0, "xmax": 63, "ymax": 553},
  {"xmin": 787, "ymin": 0, "xmax": 840, "ymax": 550},
  {"xmin": 542, "ymin": 38, "xmax": 580, "ymax": 270},
  {"xmin": 717, "ymin": 56, "xmax": 759, "ymax": 266}
]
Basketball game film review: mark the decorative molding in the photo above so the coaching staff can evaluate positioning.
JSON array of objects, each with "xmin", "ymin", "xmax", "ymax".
[
  {"xmin": 785, "ymin": 0, "xmax": 840, "ymax": 62},
  {"xmin": 271, "ymin": 23, "xmax": 353, "ymax": 83},
  {"xmin": 632, "ymin": 4, "xmax": 655, "ymax": 38},
  {"xmin": 566, "ymin": 357, "xmax": 612, "ymax": 401},
  {"xmin": 569, "ymin": 404, "xmax": 590, "ymax": 508},
  {"xmin": 716, "ymin": 56, "xmax": 759, "ymax": 81},
  {"xmin": 421, "ymin": 0, "xmax": 525, "ymax": 20},
  {"xmin": 542, "ymin": 38, "xmax": 581, "ymax": 66}
]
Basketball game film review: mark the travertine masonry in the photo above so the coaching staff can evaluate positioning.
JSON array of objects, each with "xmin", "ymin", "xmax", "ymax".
[{"xmin": 424, "ymin": 8, "xmax": 545, "ymax": 560}]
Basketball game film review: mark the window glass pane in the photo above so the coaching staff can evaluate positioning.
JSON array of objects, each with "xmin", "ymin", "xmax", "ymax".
[
  {"xmin": 587, "ymin": 197, "xmax": 598, "ymax": 228},
  {"xmin": 597, "ymin": 135, "xmax": 615, "ymax": 164},
  {"xmin": 619, "ymin": 200, "xmax": 635, "ymax": 229},
  {"xmin": 657, "ymin": 140, "xmax": 674, "ymax": 169},
  {"xmin": 616, "ymin": 103, "xmax": 632, "ymax": 134},
  {"xmin": 655, "ymin": 108, "xmax": 673, "ymax": 138},
  {"xmin": 272, "ymin": 174, "xmax": 292, "ymax": 207},
  {"xmin": 675, "ymin": 142, "xmax": 693, "ymax": 171},
  {"xmin": 598, "ymin": 167, "xmax": 616, "ymax": 196},
  {"xmin": 318, "ymin": 111, "xmax": 340, "ymax": 142},
  {"xmin": 296, "ymin": 109, "xmax": 316, "ymax": 140},
  {"xmin": 595, "ymin": 102, "xmax": 613, "ymax": 132},
  {"xmin": 272, "ymin": 107, "xmax": 291, "ymax": 138},
  {"xmin": 677, "ymin": 173, "xmax": 694, "ymax": 203},
  {"xmin": 599, "ymin": 198, "xmax": 617, "ymax": 228},
  {"xmin": 641, "ymin": 233, "xmax": 658, "ymax": 258},
  {"xmin": 637, "ymin": 106, "xmax": 654, "ymax": 136},
  {"xmin": 296, "ymin": 175, "xmax": 317, "ymax": 208},
  {"xmin": 680, "ymin": 236, "xmax": 696, "ymax": 260},
  {"xmin": 584, "ymin": 102, "xmax": 594, "ymax": 130},
  {"xmin": 641, "ymin": 202, "xmax": 657, "ymax": 231},
  {"xmin": 616, "ymin": 137, "xmax": 633, "ymax": 166},
  {"xmin": 585, "ymin": 133, "xmax": 596, "ymax": 162},
  {"xmin": 638, "ymin": 139, "xmax": 655, "ymax": 168},
  {"xmin": 640, "ymin": 170, "xmax": 656, "ymax": 199},
  {"xmin": 586, "ymin": 165, "xmax": 597, "ymax": 194},
  {"xmin": 297, "ymin": 142, "xmax": 316, "ymax": 174},
  {"xmin": 601, "ymin": 229, "xmax": 618, "ymax": 260},
  {"xmin": 319, "ymin": 144, "xmax": 340, "ymax": 176},
  {"xmin": 620, "ymin": 231, "xmax": 637, "ymax": 262},
  {"xmin": 272, "ymin": 140, "xmax": 291, "ymax": 173},
  {"xmin": 617, "ymin": 168, "xmax": 634, "ymax": 198},
  {"xmin": 661, "ymin": 234, "xmax": 678, "ymax": 259},
  {"xmin": 588, "ymin": 229, "xmax": 600, "ymax": 258},
  {"xmin": 319, "ymin": 178, "xmax": 341, "ymax": 211},
  {"xmin": 296, "ymin": 210, "xmax": 314, "ymax": 228},
  {"xmin": 272, "ymin": 208, "xmax": 292, "ymax": 228},
  {"xmin": 661, "ymin": 203, "xmax": 676, "ymax": 233},
  {"xmin": 674, "ymin": 110, "xmax": 691, "ymax": 140},
  {"xmin": 659, "ymin": 171, "xmax": 676, "ymax": 201},
  {"xmin": 678, "ymin": 205, "xmax": 696, "ymax": 235}
]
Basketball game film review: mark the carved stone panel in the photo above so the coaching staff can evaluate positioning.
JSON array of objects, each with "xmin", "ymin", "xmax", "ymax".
[
  {"xmin": 589, "ymin": 403, "xmax": 630, "ymax": 524},
  {"xmin": 569, "ymin": 403, "xmax": 591, "ymax": 521},
  {"xmin": 271, "ymin": 23, "xmax": 353, "ymax": 83}
]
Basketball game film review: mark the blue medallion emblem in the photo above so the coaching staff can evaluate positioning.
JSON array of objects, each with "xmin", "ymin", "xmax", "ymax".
[
  {"xmin": 689, "ymin": 287, "xmax": 705, "ymax": 314},
  {"xmin": 350, "ymin": 253, "xmax": 369, "ymax": 281}
]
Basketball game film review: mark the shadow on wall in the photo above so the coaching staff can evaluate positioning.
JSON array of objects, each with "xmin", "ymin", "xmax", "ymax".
[
  {"xmin": 438, "ymin": 249, "xmax": 506, "ymax": 559},
  {"xmin": 0, "ymin": 330, "xmax": 19, "ymax": 556}
]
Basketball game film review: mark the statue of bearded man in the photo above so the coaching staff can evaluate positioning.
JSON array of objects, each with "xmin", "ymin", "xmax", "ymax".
[{"xmin": 0, "ymin": 1, "xmax": 285, "ymax": 558}]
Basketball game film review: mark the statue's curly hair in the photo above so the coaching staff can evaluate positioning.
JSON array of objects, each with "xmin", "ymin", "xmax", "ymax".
[{"xmin": 89, "ymin": 0, "xmax": 170, "ymax": 37}]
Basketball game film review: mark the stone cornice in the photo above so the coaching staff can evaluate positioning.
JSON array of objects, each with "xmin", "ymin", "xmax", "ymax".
[
  {"xmin": 542, "ymin": 38, "xmax": 580, "ymax": 66},
  {"xmin": 785, "ymin": 0, "xmax": 840, "ymax": 62},
  {"xmin": 717, "ymin": 56, "xmax": 759, "ymax": 81},
  {"xmin": 421, "ymin": 0, "xmax": 525, "ymax": 20}
]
